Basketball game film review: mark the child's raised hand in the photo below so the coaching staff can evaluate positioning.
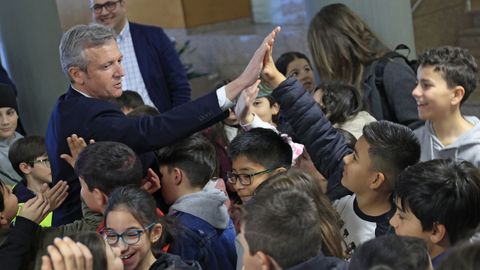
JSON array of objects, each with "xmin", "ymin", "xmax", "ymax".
[
  {"xmin": 261, "ymin": 38, "xmax": 286, "ymax": 89},
  {"xmin": 235, "ymin": 80, "xmax": 261, "ymax": 126},
  {"xmin": 40, "ymin": 180, "xmax": 69, "ymax": 211},
  {"xmin": 41, "ymin": 237, "xmax": 93, "ymax": 270},
  {"xmin": 60, "ymin": 134, "xmax": 95, "ymax": 168},
  {"xmin": 142, "ymin": 168, "xmax": 161, "ymax": 194},
  {"xmin": 18, "ymin": 193, "xmax": 50, "ymax": 224}
]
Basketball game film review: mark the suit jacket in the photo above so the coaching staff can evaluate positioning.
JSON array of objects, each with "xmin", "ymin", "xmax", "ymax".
[
  {"xmin": 45, "ymin": 87, "xmax": 226, "ymax": 226},
  {"xmin": 130, "ymin": 22, "xmax": 191, "ymax": 112}
]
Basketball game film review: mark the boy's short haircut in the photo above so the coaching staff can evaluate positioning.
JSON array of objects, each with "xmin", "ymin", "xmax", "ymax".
[
  {"xmin": 113, "ymin": 90, "xmax": 144, "ymax": 109},
  {"xmin": 228, "ymin": 128, "xmax": 292, "ymax": 170},
  {"xmin": 418, "ymin": 46, "xmax": 478, "ymax": 104},
  {"xmin": 396, "ymin": 159, "xmax": 480, "ymax": 245},
  {"xmin": 8, "ymin": 136, "xmax": 47, "ymax": 176},
  {"xmin": 349, "ymin": 235, "xmax": 430, "ymax": 270},
  {"xmin": 362, "ymin": 121, "xmax": 420, "ymax": 190},
  {"xmin": 74, "ymin": 141, "xmax": 143, "ymax": 195},
  {"xmin": 155, "ymin": 134, "xmax": 216, "ymax": 188},
  {"xmin": 242, "ymin": 189, "xmax": 323, "ymax": 268},
  {"xmin": 438, "ymin": 242, "xmax": 480, "ymax": 270}
]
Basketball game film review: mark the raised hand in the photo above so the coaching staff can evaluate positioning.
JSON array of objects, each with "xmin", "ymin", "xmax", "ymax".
[
  {"xmin": 226, "ymin": 26, "xmax": 281, "ymax": 101},
  {"xmin": 142, "ymin": 168, "xmax": 161, "ymax": 194},
  {"xmin": 60, "ymin": 134, "xmax": 94, "ymax": 168},
  {"xmin": 40, "ymin": 180, "xmax": 69, "ymax": 211},
  {"xmin": 41, "ymin": 237, "xmax": 93, "ymax": 270},
  {"xmin": 261, "ymin": 39, "xmax": 286, "ymax": 89},
  {"xmin": 235, "ymin": 79, "xmax": 261, "ymax": 125},
  {"xmin": 18, "ymin": 193, "xmax": 50, "ymax": 224}
]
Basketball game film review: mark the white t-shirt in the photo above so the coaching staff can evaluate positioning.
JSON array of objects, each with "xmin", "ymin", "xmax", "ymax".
[{"xmin": 333, "ymin": 194, "xmax": 395, "ymax": 257}]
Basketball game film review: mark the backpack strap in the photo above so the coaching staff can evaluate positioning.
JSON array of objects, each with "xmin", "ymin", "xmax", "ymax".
[{"xmin": 373, "ymin": 51, "xmax": 409, "ymax": 122}]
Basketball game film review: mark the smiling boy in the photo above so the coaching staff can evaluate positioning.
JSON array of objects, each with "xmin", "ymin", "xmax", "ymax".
[{"xmin": 413, "ymin": 46, "xmax": 480, "ymax": 166}]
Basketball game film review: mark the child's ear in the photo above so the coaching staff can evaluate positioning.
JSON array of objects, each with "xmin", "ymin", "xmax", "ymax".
[
  {"xmin": 149, "ymin": 223, "xmax": 163, "ymax": 243},
  {"xmin": 271, "ymin": 102, "xmax": 280, "ymax": 116},
  {"xmin": 173, "ymin": 168, "xmax": 183, "ymax": 185},
  {"xmin": 92, "ymin": 188, "xmax": 108, "ymax": 209},
  {"xmin": 274, "ymin": 167, "xmax": 287, "ymax": 174},
  {"xmin": 430, "ymin": 223, "xmax": 447, "ymax": 244},
  {"xmin": 19, "ymin": 162, "xmax": 32, "ymax": 175},
  {"xmin": 255, "ymin": 251, "xmax": 274, "ymax": 270},
  {"xmin": 451, "ymin": 85, "xmax": 465, "ymax": 106},
  {"xmin": 369, "ymin": 172, "xmax": 385, "ymax": 190}
]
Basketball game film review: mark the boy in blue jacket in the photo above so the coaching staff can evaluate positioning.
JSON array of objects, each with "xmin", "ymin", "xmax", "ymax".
[{"xmin": 156, "ymin": 134, "xmax": 237, "ymax": 270}]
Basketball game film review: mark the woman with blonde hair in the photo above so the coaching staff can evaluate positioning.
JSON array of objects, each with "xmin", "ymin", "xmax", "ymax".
[{"xmin": 308, "ymin": 3, "xmax": 421, "ymax": 129}]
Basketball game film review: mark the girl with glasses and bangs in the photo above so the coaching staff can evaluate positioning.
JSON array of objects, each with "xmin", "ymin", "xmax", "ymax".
[{"xmin": 102, "ymin": 186, "xmax": 200, "ymax": 270}]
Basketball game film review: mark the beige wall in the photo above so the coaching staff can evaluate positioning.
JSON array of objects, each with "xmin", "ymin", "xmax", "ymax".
[
  {"xmin": 55, "ymin": 0, "xmax": 251, "ymax": 31},
  {"xmin": 412, "ymin": 0, "xmax": 471, "ymax": 53}
]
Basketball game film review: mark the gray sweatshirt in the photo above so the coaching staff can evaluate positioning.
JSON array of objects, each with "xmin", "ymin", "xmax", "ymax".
[
  {"xmin": 0, "ymin": 132, "xmax": 22, "ymax": 185},
  {"xmin": 168, "ymin": 186, "xmax": 230, "ymax": 229},
  {"xmin": 414, "ymin": 116, "xmax": 480, "ymax": 167}
]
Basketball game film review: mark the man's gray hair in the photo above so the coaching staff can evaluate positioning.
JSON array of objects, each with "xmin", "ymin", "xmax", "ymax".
[{"xmin": 59, "ymin": 24, "xmax": 116, "ymax": 81}]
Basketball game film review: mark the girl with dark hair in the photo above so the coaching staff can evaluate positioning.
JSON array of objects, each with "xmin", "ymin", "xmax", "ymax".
[
  {"xmin": 308, "ymin": 3, "xmax": 420, "ymax": 128},
  {"xmin": 314, "ymin": 82, "xmax": 376, "ymax": 139},
  {"xmin": 275, "ymin": 51, "xmax": 316, "ymax": 93},
  {"xmin": 102, "ymin": 186, "xmax": 200, "ymax": 270}
]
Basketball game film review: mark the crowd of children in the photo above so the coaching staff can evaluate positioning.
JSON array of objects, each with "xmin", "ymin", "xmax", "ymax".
[{"xmin": 1, "ymin": 2, "xmax": 480, "ymax": 270}]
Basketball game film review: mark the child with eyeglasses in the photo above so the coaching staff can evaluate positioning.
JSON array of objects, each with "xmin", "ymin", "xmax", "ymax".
[
  {"xmin": 8, "ymin": 136, "xmax": 69, "ymax": 227},
  {"xmin": 102, "ymin": 186, "xmax": 200, "ymax": 270},
  {"xmin": 226, "ymin": 128, "xmax": 292, "ymax": 270},
  {"xmin": 0, "ymin": 135, "xmax": 101, "ymax": 269},
  {"xmin": 227, "ymin": 128, "xmax": 291, "ymax": 203}
]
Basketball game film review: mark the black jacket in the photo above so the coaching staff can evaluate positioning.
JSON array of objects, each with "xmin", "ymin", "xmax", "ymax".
[
  {"xmin": 272, "ymin": 78, "xmax": 352, "ymax": 200},
  {"xmin": 286, "ymin": 254, "xmax": 348, "ymax": 270},
  {"xmin": 149, "ymin": 252, "xmax": 202, "ymax": 270}
]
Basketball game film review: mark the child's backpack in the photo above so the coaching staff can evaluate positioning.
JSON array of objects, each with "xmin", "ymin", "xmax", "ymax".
[{"xmin": 373, "ymin": 44, "xmax": 418, "ymax": 122}]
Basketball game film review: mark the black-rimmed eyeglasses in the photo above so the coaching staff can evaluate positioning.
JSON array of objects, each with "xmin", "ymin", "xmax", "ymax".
[
  {"xmin": 91, "ymin": 0, "xmax": 122, "ymax": 14},
  {"xmin": 226, "ymin": 168, "xmax": 274, "ymax": 186}
]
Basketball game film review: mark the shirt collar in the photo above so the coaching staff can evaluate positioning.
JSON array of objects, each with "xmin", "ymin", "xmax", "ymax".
[
  {"xmin": 117, "ymin": 20, "xmax": 130, "ymax": 42},
  {"xmin": 71, "ymin": 85, "xmax": 92, "ymax": 98}
]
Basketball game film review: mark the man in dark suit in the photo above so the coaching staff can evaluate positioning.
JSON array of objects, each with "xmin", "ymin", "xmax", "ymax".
[
  {"xmin": 46, "ymin": 23, "xmax": 279, "ymax": 226},
  {"xmin": 89, "ymin": 0, "xmax": 190, "ymax": 112}
]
